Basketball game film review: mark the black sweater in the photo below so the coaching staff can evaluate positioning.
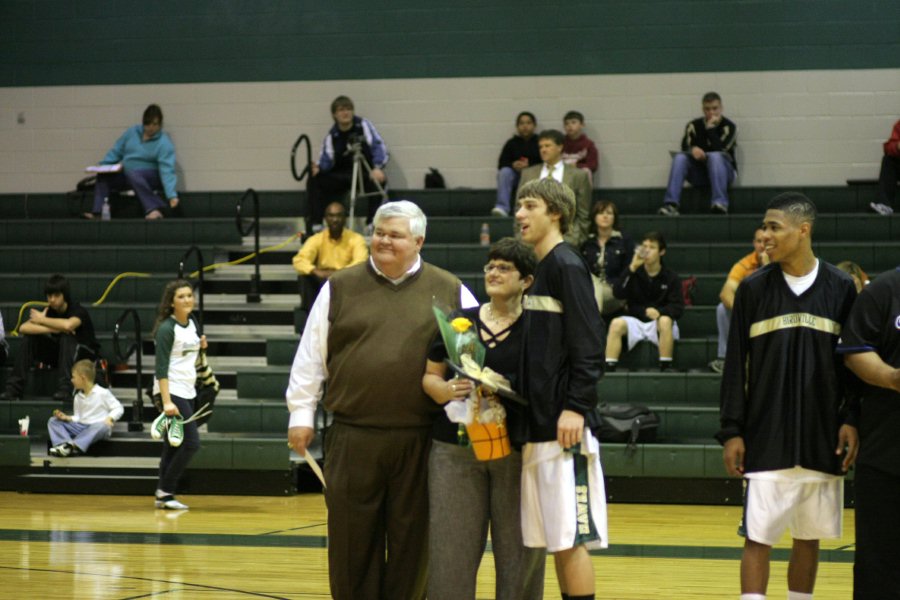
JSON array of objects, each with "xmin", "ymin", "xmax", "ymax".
[{"xmin": 497, "ymin": 135, "xmax": 541, "ymax": 170}]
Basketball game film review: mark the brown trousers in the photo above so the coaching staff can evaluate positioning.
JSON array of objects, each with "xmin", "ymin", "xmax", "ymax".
[{"xmin": 324, "ymin": 422, "xmax": 431, "ymax": 600}]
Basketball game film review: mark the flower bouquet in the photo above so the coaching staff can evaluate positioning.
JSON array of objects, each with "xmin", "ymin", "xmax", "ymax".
[{"xmin": 432, "ymin": 304, "xmax": 511, "ymax": 461}]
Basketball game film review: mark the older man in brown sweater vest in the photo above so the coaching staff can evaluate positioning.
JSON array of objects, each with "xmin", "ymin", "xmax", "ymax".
[{"xmin": 286, "ymin": 200, "xmax": 477, "ymax": 600}]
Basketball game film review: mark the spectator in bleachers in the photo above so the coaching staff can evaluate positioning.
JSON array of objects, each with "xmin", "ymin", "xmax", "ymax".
[
  {"xmin": 605, "ymin": 231, "xmax": 684, "ymax": 372},
  {"xmin": 306, "ymin": 95, "xmax": 389, "ymax": 235},
  {"xmin": 709, "ymin": 227, "xmax": 768, "ymax": 374},
  {"xmin": 561, "ymin": 110, "xmax": 599, "ymax": 180},
  {"xmin": 580, "ymin": 200, "xmax": 634, "ymax": 317},
  {"xmin": 89, "ymin": 104, "xmax": 178, "ymax": 220},
  {"xmin": 836, "ymin": 260, "xmax": 869, "ymax": 293},
  {"xmin": 870, "ymin": 118, "xmax": 900, "ymax": 216},
  {"xmin": 1, "ymin": 274, "xmax": 99, "ymax": 401},
  {"xmin": 517, "ymin": 130, "xmax": 592, "ymax": 247},
  {"xmin": 659, "ymin": 92, "xmax": 737, "ymax": 216},
  {"xmin": 422, "ymin": 237, "xmax": 545, "ymax": 600},
  {"xmin": 292, "ymin": 201, "xmax": 368, "ymax": 311},
  {"xmin": 46, "ymin": 359, "xmax": 123, "ymax": 457},
  {"xmin": 492, "ymin": 111, "xmax": 540, "ymax": 217}
]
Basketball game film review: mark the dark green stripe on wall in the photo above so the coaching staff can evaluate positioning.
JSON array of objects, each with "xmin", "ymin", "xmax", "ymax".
[{"xmin": 2, "ymin": 0, "xmax": 899, "ymax": 87}]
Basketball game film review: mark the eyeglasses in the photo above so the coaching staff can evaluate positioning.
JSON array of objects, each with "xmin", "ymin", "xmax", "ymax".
[{"xmin": 483, "ymin": 264, "xmax": 516, "ymax": 274}]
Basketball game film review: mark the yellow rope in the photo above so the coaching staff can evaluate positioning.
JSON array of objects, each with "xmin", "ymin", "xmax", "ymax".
[
  {"xmin": 10, "ymin": 301, "xmax": 48, "ymax": 336},
  {"xmin": 187, "ymin": 233, "xmax": 301, "ymax": 278},
  {"xmin": 92, "ymin": 272, "xmax": 153, "ymax": 306},
  {"xmin": 9, "ymin": 233, "xmax": 303, "ymax": 334}
]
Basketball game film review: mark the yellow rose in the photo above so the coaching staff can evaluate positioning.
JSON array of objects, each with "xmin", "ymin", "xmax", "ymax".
[{"xmin": 451, "ymin": 317, "xmax": 473, "ymax": 333}]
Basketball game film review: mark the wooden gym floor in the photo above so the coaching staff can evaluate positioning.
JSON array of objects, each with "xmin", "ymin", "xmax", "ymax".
[{"xmin": 0, "ymin": 492, "xmax": 854, "ymax": 599}]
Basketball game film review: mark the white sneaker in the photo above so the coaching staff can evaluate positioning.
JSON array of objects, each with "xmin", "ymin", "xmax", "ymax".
[
  {"xmin": 49, "ymin": 443, "xmax": 71, "ymax": 457},
  {"xmin": 870, "ymin": 201, "xmax": 894, "ymax": 216},
  {"xmin": 155, "ymin": 496, "xmax": 189, "ymax": 510},
  {"xmin": 491, "ymin": 207, "xmax": 508, "ymax": 217}
]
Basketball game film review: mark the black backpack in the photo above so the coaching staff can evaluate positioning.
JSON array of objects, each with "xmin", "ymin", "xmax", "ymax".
[
  {"xmin": 424, "ymin": 167, "xmax": 445, "ymax": 189},
  {"xmin": 592, "ymin": 403, "xmax": 659, "ymax": 452}
]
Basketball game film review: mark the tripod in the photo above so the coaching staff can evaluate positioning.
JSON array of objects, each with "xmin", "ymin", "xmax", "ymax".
[{"xmin": 346, "ymin": 141, "xmax": 388, "ymax": 229}]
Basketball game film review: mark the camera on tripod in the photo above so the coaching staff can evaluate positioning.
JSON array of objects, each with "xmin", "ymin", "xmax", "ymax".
[
  {"xmin": 344, "ymin": 133, "xmax": 365, "ymax": 157},
  {"xmin": 343, "ymin": 132, "xmax": 387, "ymax": 228}
]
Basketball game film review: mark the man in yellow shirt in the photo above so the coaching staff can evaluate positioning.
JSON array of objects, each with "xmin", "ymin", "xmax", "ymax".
[
  {"xmin": 293, "ymin": 202, "xmax": 368, "ymax": 310},
  {"xmin": 709, "ymin": 227, "xmax": 768, "ymax": 373}
]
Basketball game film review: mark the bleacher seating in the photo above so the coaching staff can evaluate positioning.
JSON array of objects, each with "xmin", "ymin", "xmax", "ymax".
[{"xmin": 0, "ymin": 183, "xmax": 893, "ymax": 502}]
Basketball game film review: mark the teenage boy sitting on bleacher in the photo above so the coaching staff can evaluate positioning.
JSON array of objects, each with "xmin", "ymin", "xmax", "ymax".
[
  {"xmin": 605, "ymin": 231, "xmax": 684, "ymax": 372},
  {"xmin": 47, "ymin": 359, "xmax": 123, "ymax": 457}
]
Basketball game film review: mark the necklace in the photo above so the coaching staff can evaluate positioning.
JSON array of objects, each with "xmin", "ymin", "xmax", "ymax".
[{"xmin": 486, "ymin": 302, "xmax": 520, "ymax": 323}]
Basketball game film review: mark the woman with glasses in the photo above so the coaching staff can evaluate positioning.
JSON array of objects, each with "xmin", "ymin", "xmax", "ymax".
[
  {"xmin": 422, "ymin": 237, "xmax": 545, "ymax": 600},
  {"xmin": 580, "ymin": 199, "xmax": 634, "ymax": 317}
]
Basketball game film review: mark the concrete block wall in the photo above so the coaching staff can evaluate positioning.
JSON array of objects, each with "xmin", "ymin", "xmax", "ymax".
[
  {"xmin": 1, "ymin": 1, "xmax": 898, "ymax": 194},
  {"xmin": 1, "ymin": 71, "xmax": 898, "ymax": 194}
]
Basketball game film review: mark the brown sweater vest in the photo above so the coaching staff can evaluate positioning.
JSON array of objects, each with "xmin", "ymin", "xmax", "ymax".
[{"xmin": 325, "ymin": 261, "xmax": 461, "ymax": 428}]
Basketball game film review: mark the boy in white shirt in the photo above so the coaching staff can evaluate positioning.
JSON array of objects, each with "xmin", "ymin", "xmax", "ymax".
[{"xmin": 47, "ymin": 359, "xmax": 123, "ymax": 457}]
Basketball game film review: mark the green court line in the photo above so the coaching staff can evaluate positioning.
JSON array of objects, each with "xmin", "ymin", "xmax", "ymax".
[{"xmin": 0, "ymin": 529, "xmax": 854, "ymax": 563}]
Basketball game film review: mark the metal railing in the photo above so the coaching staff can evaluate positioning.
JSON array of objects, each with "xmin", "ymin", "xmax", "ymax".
[
  {"xmin": 290, "ymin": 134, "xmax": 312, "ymax": 182},
  {"xmin": 235, "ymin": 188, "xmax": 261, "ymax": 303},
  {"xmin": 177, "ymin": 246, "xmax": 205, "ymax": 331},
  {"xmin": 113, "ymin": 309, "xmax": 145, "ymax": 432}
]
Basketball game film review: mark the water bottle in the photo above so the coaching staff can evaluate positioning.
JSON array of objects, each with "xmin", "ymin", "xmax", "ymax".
[
  {"xmin": 480, "ymin": 222, "xmax": 490, "ymax": 246},
  {"xmin": 101, "ymin": 197, "xmax": 111, "ymax": 221}
]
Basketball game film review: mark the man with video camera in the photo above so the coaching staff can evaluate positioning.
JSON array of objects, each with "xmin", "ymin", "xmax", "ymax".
[{"xmin": 306, "ymin": 96, "xmax": 389, "ymax": 235}]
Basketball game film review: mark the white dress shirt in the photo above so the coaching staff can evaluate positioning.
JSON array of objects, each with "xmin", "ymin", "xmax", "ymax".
[{"xmin": 539, "ymin": 160, "xmax": 565, "ymax": 183}]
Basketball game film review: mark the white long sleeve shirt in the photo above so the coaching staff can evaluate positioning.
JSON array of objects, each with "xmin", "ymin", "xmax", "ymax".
[{"xmin": 72, "ymin": 384, "xmax": 124, "ymax": 424}]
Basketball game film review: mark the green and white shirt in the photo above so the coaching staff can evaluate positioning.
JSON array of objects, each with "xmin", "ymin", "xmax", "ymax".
[{"xmin": 153, "ymin": 316, "xmax": 200, "ymax": 399}]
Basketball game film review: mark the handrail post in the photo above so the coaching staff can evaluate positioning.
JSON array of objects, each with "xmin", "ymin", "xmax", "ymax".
[
  {"xmin": 178, "ymin": 245, "xmax": 205, "ymax": 332},
  {"xmin": 290, "ymin": 134, "xmax": 313, "ymax": 232},
  {"xmin": 236, "ymin": 188, "xmax": 262, "ymax": 303},
  {"xmin": 290, "ymin": 134, "xmax": 312, "ymax": 182},
  {"xmin": 113, "ymin": 309, "xmax": 144, "ymax": 432}
]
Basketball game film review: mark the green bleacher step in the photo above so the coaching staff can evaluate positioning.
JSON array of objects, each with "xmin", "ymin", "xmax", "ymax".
[
  {"xmin": 267, "ymin": 337, "xmax": 300, "ymax": 366},
  {"xmin": 616, "ymin": 338, "xmax": 716, "ymax": 371},
  {"xmin": 0, "ymin": 218, "xmax": 240, "ymax": 247},
  {"xmin": 600, "ymin": 371, "xmax": 720, "ymax": 406},
  {"xmin": 652, "ymin": 406, "xmax": 719, "ymax": 440},
  {"xmin": 236, "ymin": 366, "xmax": 291, "ymax": 400},
  {"xmin": 601, "ymin": 443, "xmax": 725, "ymax": 478},
  {"xmin": 206, "ymin": 400, "xmax": 289, "ymax": 433}
]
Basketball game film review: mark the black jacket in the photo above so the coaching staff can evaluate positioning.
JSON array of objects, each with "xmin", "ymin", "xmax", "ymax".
[
  {"xmin": 717, "ymin": 262, "xmax": 859, "ymax": 475},
  {"xmin": 613, "ymin": 265, "xmax": 684, "ymax": 322},
  {"xmin": 580, "ymin": 231, "xmax": 634, "ymax": 286},
  {"xmin": 682, "ymin": 116, "xmax": 738, "ymax": 170}
]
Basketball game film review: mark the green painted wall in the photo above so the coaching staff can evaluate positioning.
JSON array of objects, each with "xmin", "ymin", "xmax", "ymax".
[{"xmin": 2, "ymin": 0, "xmax": 899, "ymax": 87}]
